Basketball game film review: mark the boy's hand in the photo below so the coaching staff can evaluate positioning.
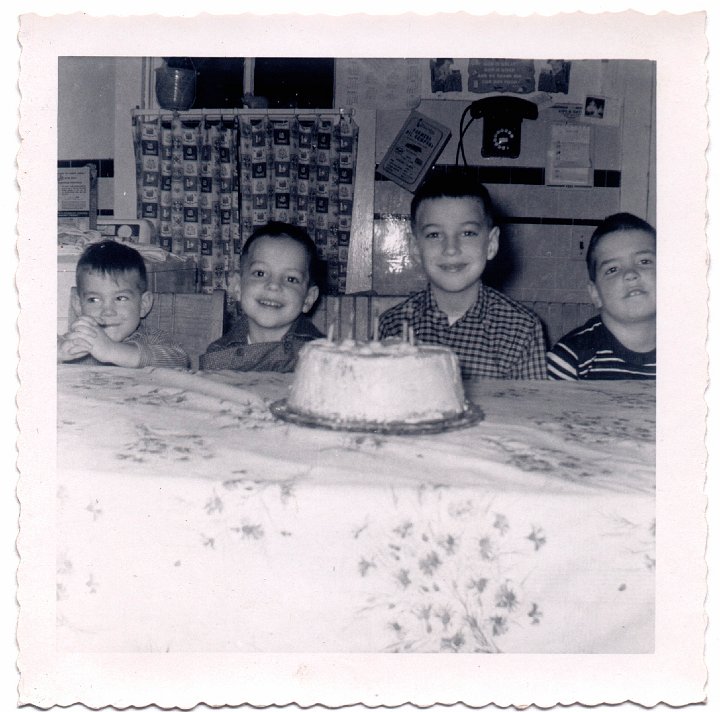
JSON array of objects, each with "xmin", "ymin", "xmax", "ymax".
[
  {"xmin": 66, "ymin": 316, "xmax": 141, "ymax": 367},
  {"xmin": 67, "ymin": 316, "xmax": 116, "ymax": 362},
  {"xmin": 57, "ymin": 332, "xmax": 90, "ymax": 362}
]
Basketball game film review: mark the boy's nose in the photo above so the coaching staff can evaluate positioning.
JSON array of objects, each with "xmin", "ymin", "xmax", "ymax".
[
  {"xmin": 101, "ymin": 301, "xmax": 117, "ymax": 315},
  {"xmin": 623, "ymin": 266, "xmax": 640, "ymax": 279},
  {"xmin": 442, "ymin": 235, "xmax": 460, "ymax": 255}
]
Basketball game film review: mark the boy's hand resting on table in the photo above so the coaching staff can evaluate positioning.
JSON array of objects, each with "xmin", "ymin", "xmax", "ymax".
[
  {"xmin": 58, "ymin": 315, "xmax": 142, "ymax": 367},
  {"xmin": 57, "ymin": 331, "xmax": 90, "ymax": 362}
]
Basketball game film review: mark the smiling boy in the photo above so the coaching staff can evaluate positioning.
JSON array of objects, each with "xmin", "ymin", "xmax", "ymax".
[
  {"xmin": 378, "ymin": 170, "xmax": 547, "ymax": 380},
  {"xmin": 200, "ymin": 221, "xmax": 324, "ymax": 372},
  {"xmin": 547, "ymin": 212, "xmax": 656, "ymax": 380},
  {"xmin": 58, "ymin": 240, "xmax": 190, "ymax": 368}
]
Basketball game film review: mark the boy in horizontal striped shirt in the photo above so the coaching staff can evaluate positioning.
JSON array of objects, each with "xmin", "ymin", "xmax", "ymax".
[
  {"xmin": 547, "ymin": 213, "xmax": 656, "ymax": 380},
  {"xmin": 379, "ymin": 169, "xmax": 547, "ymax": 380}
]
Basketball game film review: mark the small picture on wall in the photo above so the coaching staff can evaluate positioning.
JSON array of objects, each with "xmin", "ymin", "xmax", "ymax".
[
  {"xmin": 430, "ymin": 58, "xmax": 462, "ymax": 93},
  {"xmin": 584, "ymin": 95, "xmax": 606, "ymax": 119},
  {"xmin": 537, "ymin": 59, "xmax": 571, "ymax": 94}
]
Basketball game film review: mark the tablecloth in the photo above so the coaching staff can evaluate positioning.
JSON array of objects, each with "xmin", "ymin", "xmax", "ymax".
[{"xmin": 56, "ymin": 365, "xmax": 655, "ymax": 653}]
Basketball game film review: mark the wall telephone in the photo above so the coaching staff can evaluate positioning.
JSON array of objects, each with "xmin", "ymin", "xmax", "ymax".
[{"xmin": 468, "ymin": 96, "xmax": 538, "ymax": 159}]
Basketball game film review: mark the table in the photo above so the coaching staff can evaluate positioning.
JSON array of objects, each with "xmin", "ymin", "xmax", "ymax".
[{"xmin": 56, "ymin": 365, "xmax": 655, "ymax": 654}]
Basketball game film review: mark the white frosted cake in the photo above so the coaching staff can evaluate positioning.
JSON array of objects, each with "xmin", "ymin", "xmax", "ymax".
[{"xmin": 286, "ymin": 338, "xmax": 467, "ymax": 425}]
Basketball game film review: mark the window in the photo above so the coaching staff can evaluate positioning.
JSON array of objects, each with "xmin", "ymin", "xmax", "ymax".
[
  {"xmin": 253, "ymin": 58, "xmax": 334, "ymax": 108},
  {"xmin": 161, "ymin": 57, "xmax": 335, "ymax": 109}
]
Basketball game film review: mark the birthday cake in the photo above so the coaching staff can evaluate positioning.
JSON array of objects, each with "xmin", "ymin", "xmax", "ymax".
[{"xmin": 285, "ymin": 337, "xmax": 468, "ymax": 426}]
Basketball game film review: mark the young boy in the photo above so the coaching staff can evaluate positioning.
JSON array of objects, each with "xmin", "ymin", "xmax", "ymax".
[
  {"xmin": 378, "ymin": 170, "xmax": 547, "ymax": 379},
  {"xmin": 200, "ymin": 221, "xmax": 324, "ymax": 372},
  {"xmin": 58, "ymin": 240, "xmax": 190, "ymax": 368},
  {"xmin": 547, "ymin": 212, "xmax": 656, "ymax": 380}
]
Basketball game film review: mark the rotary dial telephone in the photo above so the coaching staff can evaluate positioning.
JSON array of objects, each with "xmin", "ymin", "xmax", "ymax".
[{"xmin": 470, "ymin": 96, "xmax": 538, "ymax": 159}]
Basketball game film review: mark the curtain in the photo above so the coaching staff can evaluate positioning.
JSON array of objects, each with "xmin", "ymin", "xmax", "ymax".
[{"xmin": 133, "ymin": 111, "xmax": 359, "ymax": 295}]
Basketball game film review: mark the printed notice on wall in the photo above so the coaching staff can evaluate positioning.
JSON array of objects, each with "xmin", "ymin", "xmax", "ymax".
[
  {"xmin": 546, "ymin": 123, "xmax": 593, "ymax": 186},
  {"xmin": 467, "ymin": 59, "xmax": 536, "ymax": 94},
  {"xmin": 377, "ymin": 110, "xmax": 452, "ymax": 192},
  {"xmin": 334, "ymin": 58, "xmax": 423, "ymax": 109}
]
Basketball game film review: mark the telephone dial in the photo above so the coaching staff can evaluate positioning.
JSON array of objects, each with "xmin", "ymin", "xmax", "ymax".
[{"xmin": 458, "ymin": 96, "xmax": 538, "ymax": 160}]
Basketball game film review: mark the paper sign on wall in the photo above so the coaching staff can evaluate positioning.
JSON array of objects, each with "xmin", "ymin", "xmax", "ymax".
[
  {"xmin": 377, "ymin": 111, "xmax": 452, "ymax": 192},
  {"xmin": 546, "ymin": 123, "xmax": 593, "ymax": 186},
  {"xmin": 58, "ymin": 164, "xmax": 98, "ymax": 230}
]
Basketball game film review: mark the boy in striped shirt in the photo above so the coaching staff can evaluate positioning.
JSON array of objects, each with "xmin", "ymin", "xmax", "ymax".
[
  {"xmin": 58, "ymin": 240, "xmax": 190, "ymax": 369},
  {"xmin": 547, "ymin": 213, "xmax": 656, "ymax": 380}
]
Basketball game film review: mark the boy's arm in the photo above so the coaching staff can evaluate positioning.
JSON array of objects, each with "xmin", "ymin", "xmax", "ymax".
[
  {"xmin": 512, "ymin": 319, "xmax": 549, "ymax": 380},
  {"xmin": 377, "ymin": 305, "xmax": 405, "ymax": 339},
  {"xmin": 546, "ymin": 340, "xmax": 580, "ymax": 380},
  {"xmin": 128, "ymin": 328, "xmax": 191, "ymax": 369}
]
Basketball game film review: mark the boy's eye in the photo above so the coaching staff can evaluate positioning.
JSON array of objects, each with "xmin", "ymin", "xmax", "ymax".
[
  {"xmin": 252, "ymin": 269, "xmax": 265, "ymax": 278},
  {"xmin": 424, "ymin": 232, "xmax": 441, "ymax": 239},
  {"xmin": 639, "ymin": 257, "xmax": 655, "ymax": 266},
  {"xmin": 286, "ymin": 276, "xmax": 299, "ymax": 284},
  {"xmin": 116, "ymin": 295, "xmax": 129, "ymax": 302},
  {"xmin": 462, "ymin": 230, "xmax": 478, "ymax": 237},
  {"xmin": 604, "ymin": 266, "xmax": 618, "ymax": 276}
]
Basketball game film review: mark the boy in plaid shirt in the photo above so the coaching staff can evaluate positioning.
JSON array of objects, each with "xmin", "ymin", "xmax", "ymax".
[
  {"xmin": 379, "ymin": 170, "xmax": 546, "ymax": 379},
  {"xmin": 200, "ymin": 221, "xmax": 324, "ymax": 372}
]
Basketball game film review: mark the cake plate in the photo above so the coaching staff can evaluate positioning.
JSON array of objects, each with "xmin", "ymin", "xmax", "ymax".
[{"xmin": 269, "ymin": 400, "xmax": 484, "ymax": 435}]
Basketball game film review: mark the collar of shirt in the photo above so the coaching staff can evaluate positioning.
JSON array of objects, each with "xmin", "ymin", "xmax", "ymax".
[
  {"xmin": 233, "ymin": 311, "xmax": 321, "ymax": 346},
  {"xmin": 420, "ymin": 283, "xmax": 488, "ymax": 325}
]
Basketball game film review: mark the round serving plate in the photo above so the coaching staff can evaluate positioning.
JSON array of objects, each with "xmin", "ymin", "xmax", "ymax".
[{"xmin": 269, "ymin": 400, "xmax": 484, "ymax": 435}]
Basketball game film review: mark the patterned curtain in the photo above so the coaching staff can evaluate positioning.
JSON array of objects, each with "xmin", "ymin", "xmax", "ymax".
[{"xmin": 133, "ymin": 111, "xmax": 359, "ymax": 295}]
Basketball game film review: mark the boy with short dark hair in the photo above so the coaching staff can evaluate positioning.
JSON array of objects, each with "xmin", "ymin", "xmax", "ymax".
[
  {"xmin": 547, "ymin": 212, "xmax": 656, "ymax": 380},
  {"xmin": 378, "ymin": 170, "xmax": 547, "ymax": 379},
  {"xmin": 200, "ymin": 221, "xmax": 324, "ymax": 372},
  {"xmin": 58, "ymin": 240, "xmax": 190, "ymax": 368}
]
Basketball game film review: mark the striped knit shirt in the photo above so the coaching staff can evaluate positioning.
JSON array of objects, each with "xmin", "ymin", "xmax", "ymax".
[
  {"xmin": 547, "ymin": 315, "xmax": 655, "ymax": 380},
  {"xmin": 378, "ymin": 284, "xmax": 548, "ymax": 380}
]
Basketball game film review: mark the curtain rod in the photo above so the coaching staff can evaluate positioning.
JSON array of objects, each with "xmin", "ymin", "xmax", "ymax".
[{"xmin": 132, "ymin": 107, "xmax": 354, "ymax": 119}]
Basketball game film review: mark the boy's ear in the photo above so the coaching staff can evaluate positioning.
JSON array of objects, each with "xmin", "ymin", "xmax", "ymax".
[
  {"xmin": 486, "ymin": 226, "xmax": 500, "ymax": 261},
  {"xmin": 70, "ymin": 286, "xmax": 81, "ymax": 317},
  {"xmin": 227, "ymin": 270, "xmax": 242, "ymax": 303},
  {"xmin": 409, "ymin": 232, "xmax": 422, "ymax": 263},
  {"xmin": 302, "ymin": 284, "xmax": 320, "ymax": 313},
  {"xmin": 140, "ymin": 291, "xmax": 154, "ymax": 318},
  {"xmin": 587, "ymin": 281, "xmax": 602, "ymax": 308}
]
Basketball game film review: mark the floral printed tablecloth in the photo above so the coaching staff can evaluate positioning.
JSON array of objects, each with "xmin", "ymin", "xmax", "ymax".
[{"xmin": 56, "ymin": 366, "xmax": 655, "ymax": 654}]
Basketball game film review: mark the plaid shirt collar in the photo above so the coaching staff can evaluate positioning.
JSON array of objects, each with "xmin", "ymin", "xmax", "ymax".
[{"xmin": 419, "ymin": 283, "xmax": 488, "ymax": 324}]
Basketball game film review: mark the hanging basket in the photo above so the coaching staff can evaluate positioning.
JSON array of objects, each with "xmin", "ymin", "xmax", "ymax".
[{"xmin": 155, "ymin": 66, "xmax": 196, "ymax": 111}]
